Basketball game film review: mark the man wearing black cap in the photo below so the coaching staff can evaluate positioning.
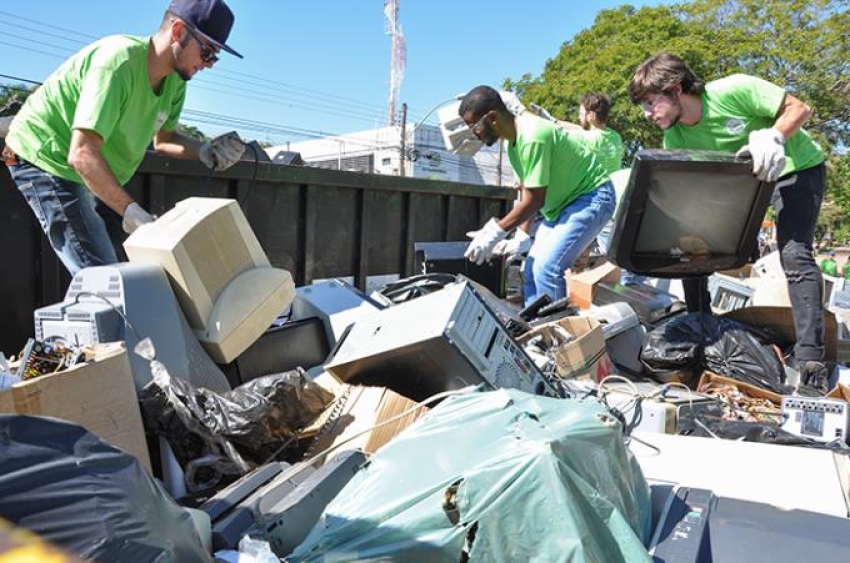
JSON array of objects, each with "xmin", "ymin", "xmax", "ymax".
[{"xmin": 4, "ymin": 0, "xmax": 244, "ymax": 275}]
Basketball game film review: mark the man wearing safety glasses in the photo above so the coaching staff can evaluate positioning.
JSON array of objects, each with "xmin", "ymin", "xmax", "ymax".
[
  {"xmin": 460, "ymin": 85, "xmax": 616, "ymax": 306},
  {"xmin": 4, "ymin": 0, "xmax": 245, "ymax": 275},
  {"xmin": 629, "ymin": 52, "xmax": 828, "ymax": 392}
]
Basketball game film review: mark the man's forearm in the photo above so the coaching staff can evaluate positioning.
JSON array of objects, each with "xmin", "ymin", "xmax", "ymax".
[
  {"xmin": 498, "ymin": 188, "xmax": 544, "ymax": 231},
  {"xmin": 153, "ymin": 130, "xmax": 203, "ymax": 160},
  {"xmin": 69, "ymin": 142, "xmax": 134, "ymax": 216},
  {"xmin": 773, "ymin": 94, "xmax": 812, "ymax": 140}
]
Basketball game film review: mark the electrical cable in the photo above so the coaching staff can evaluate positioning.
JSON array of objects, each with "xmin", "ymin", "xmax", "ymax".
[{"xmin": 70, "ymin": 291, "xmax": 144, "ymax": 344}]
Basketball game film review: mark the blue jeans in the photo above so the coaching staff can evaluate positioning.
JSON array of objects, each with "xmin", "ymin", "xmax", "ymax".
[
  {"xmin": 596, "ymin": 222, "xmax": 646, "ymax": 286},
  {"xmin": 523, "ymin": 181, "xmax": 615, "ymax": 305},
  {"xmin": 10, "ymin": 161, "xmax": 118, "ymax": 275}
]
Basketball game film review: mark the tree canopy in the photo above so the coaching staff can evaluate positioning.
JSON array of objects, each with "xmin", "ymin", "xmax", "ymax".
[{"xmin": 505, "ymin": 0, "xmax": 848, "ymax": 234}]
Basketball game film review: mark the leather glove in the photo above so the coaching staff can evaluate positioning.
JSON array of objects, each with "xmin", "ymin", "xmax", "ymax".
[
  {"xmin": 200, "ymin": 131, "xmax": 246, "ymax": 171},
  {"xmin": 735, "ymin": 128, "xmax": 786, "ymax": 182},
  {"xmin": 122, "ymin": 202, "xmax": 154, "ymax": 234},
  {"xmin": 464, "ymin": 218, "xmax": 508, "ymax": 265},
  {"xmin": 492, "ymin": 228, "xmax": 532, "ymax": 261}
]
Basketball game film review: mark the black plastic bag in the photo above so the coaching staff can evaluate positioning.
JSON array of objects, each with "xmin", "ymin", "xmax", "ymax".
[
  {"xmin": 0, "ymin": 415, "xmax": 212, "ymax": 563},
  {"xmin": 139, "ymin": 365, "xmax": 333, "ymax": 480},
  {"xmin": 641, "ymin": 312, "xmax": 784, "ymax": 393}
]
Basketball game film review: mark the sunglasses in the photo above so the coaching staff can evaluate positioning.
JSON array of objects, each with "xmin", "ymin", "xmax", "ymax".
[{"xmin": 184, "ymin": 25, "xmax": 219, "ymax": 64}]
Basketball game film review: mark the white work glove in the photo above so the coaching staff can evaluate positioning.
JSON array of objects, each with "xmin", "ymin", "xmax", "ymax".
[
  {"xmin": 122, "ymin": 202, "xmax": 154, "ymax": 234},
  {"xmin": 464, "ymin": 218, "xmax": 508, "ymax": 265},
  {"xmin": 199, "ymin": 131, "xmax": 246, "ymax": 171},
  {"xmin": 735, "ymin": 128, "xmax": 786, "ymax": 182},
  {"xmin": 492, "ymin": 228, "xmax": 532, "ymax": 261}
]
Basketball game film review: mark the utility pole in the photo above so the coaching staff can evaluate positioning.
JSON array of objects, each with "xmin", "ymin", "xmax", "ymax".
[{"xmin": 399, "ymin": 102, "xmax": 407, "ymax": 177}]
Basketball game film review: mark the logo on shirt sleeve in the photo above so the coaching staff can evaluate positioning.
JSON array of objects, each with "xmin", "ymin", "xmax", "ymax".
[
  {"xmin": 725, "ymin": 118, "xmax": 746, "ymax": 136},
  {"xmin": 154, "ymin": 111, "xmax": 169, "ymax": 131}
]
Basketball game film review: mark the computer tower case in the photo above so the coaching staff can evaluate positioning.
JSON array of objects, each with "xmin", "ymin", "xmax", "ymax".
[{"xmin": 325, "ymin": 281, "xmax": 557, "ymax": 402}]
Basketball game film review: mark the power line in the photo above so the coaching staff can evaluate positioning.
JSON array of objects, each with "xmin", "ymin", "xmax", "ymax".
[
  {"xmin": 0, "ymin": 9, "xmax": 99, "ymax": 41},
  {"xmin": 0, "ymin": 73, "xmax": 42, "ymax": 86}
]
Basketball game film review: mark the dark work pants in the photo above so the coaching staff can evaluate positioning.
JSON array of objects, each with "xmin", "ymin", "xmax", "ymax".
[{"xmin": 683, "ymin": 163, "xmax": 827, "ymax": 362}]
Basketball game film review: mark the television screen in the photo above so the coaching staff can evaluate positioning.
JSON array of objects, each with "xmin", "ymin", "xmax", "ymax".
[{"xmin": 607, "ymin": 150, "xmax": 774, "ymax": 278}]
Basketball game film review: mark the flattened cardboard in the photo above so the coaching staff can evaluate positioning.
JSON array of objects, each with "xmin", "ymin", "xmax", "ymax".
[
  {"xmin": 519, "ymin": 316, "xmax": 614, "ymax": 382},
  {"xmin": 0, "ymin": 342, "xmax": 151, "ymax": 471},
  {"xmin": 305, "ymin": 384, "xmax": 429, "ymax": 464}
]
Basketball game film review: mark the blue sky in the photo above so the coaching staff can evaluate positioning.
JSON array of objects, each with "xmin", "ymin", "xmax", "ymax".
[{"xmin": 1, "ymin": 1, "xmax": 677, "ymax": 145}]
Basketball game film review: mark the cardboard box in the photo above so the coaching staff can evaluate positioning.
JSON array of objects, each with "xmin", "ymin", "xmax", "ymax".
[
  {"xmin": 827, "ymin": 383, "xmax": 850, "ymax": 403},
  {"xmin": 0, "ymin": 342, "xmax": 151, "ymax": 471},
  {"xmin": 566, "ymin": 261, "xmax": 620, "ymax": 310},
  {"xmin": 722, "ymin": 305, "xmax": 839, "ymax": 363},
  {"xmin": 519, "ymin": 316, "xmax": 614, "ymax": 382},
  {"xmin": 304, "ymin": 384, "xmax": 429, "ymax": 463},
  {"xmin": 697, "ymin": 371, "xmax": 782, "ymax": 406}
]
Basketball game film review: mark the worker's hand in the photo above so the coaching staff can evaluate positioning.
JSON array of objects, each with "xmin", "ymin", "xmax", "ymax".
[
  {"xmin": 200, "ymin": 131, "xmax": 245, "ymax": 171},
  {"xmin": 735, "ymin": 128, "xmax": 786, "ymax": 182},
  {"xmin": 464, "ymin": 218, "xmax": 508, "ymax": 265},
  {"xmin": 492, "ymin": 228, "xmax": 532, "ymax": 261},
  {"xmin": 122, "ymin": 202, "xmax": 154, "ymax": 234}
]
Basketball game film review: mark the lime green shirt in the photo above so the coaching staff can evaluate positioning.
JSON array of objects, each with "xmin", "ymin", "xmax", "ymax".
[
  {"xmin": 7, "ymin": 35, "xmax": 186, "ymax": 186},
  {"xmin": 843, "ymin": 262, "xmax": 850, "ymax": 280},
  {"xmin": 507, "ymin": 114, "xmax": 610, "ymax": 221},
  {"xmin": 663, "ymin": 74, "xmax": 824, "ymax": 176},
  {"xmin": 570, "ymin": 127, "xmax": 624, "ymax": 173},
  {"xmin": 821, "ymin": 258, "xmax": 838, "ymax": 277}
]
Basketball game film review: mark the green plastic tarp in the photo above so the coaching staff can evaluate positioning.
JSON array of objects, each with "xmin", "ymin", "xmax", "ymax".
[{"xmin": 289, "ymin": 389, "xmax": 652, "ymax": 562}]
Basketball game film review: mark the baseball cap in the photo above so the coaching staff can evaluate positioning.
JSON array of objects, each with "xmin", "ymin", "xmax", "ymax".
[{"xmin": 168, "ymin": 0, "xmax": 242, "ymax": 59}]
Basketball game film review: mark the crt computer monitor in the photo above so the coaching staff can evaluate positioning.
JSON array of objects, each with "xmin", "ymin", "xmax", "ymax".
[
  {"xmin": 123, "ymin": 197, "xmax": 295, "ymax": 364},
  {"xmin": 607, "ymin": 149, "xmax": 774, "ymax": 278}
]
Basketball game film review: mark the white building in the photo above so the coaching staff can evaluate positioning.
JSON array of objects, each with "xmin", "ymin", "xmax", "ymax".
[{"xmin": 265, "ymin": 124, "xmax": 517, "ymax": 187}]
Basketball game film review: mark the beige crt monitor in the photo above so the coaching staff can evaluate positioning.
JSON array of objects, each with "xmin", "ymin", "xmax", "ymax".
[{"xmin": 124, "ymin": 197, "xmax": 295, "ymax": 363}]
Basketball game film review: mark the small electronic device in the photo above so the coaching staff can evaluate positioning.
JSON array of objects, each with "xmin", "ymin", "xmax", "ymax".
[
  {"xmin": 601, "ymin": 382, "xmax": 714, "ymax": 435},
  {"xmin": 608, "ymin": 150, "xmax": 774, "ymax": 278},
  {"xmin": 33, "ymin": 263, "xmax": 231, "ymax": 393},
  {"xmin": 326, "ymin": 281, "xmax": 558, "ymax": 402},
  {"xmin": 780, "ymin": 396, "xmax": 850, "ymax": 444},
  {"xmin": 593, "ymin": 281, "xmax": 686, "ymax": 326}
]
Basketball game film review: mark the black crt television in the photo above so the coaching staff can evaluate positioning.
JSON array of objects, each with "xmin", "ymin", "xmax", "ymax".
[{"xmin": 607, "ymin": 149, "xmax": 774, "ymax": 278}]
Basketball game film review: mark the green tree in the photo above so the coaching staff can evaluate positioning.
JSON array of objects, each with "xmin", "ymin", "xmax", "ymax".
[
  {"xmin": 178, "ymin": 123, "xmax": 208, "ymax": 141},
  {"xmin": 0, "ymin": 83, "xmax": 35, "ymax": 116},
  {"xmin": 506, "ymin": 0, "xmax": 849, "ymax": 160}
]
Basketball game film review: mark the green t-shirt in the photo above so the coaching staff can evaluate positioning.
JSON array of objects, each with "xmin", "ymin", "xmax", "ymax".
[
  {"xmin": 843, "ymin": 262, "xmax": 850, "ymax": 280},
  {"xmin": 663, "ymin": 74, "xmax": 824, "ymax": 176},
  {"xmin": 507, "ymin": 114, "xmax": 610, "ymax": 221},
  {"xmin": 821, "ymin": 258, "xmax": 838, "ymax": 277},
  {"xmin": 7, "ymin": 35, "xmax": 186, "ymax": 186},
  {"xmin": 570, "ymin": 127, "xmax": 624, "ymax": 174}
]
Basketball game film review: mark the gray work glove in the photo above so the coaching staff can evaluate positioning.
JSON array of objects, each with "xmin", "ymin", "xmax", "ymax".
[
  {"xmin": 735, "ymin": 128, "xmax": 786, "ymax": 182},
  {"xmin": 200, "ymin": 131, "xmax": 246, "ymax": 171},
  {"xmin": 464, "ymin": 218, "xmax": 508, "ymax": 265},
  {"xmin": 122, "ymin": 202, "xmax": 154, "ymax": 234}
]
